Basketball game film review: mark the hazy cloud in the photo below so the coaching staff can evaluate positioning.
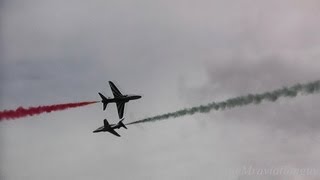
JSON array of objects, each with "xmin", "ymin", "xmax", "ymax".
[{"xmin": 1, "ymin": 0, "xmax": 320, "ymax": 179}]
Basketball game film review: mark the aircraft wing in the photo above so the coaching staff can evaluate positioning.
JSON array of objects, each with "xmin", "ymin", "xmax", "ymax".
[
  {"xmin": 109, "ymin": 81, "xmax": 123, "ymax": 98},
  {"xmin": 108, "ymin": 129, "xmax": 121, "ymax": 137},
  {"xmin": 116, "ymin": 102, "xmax": 125, "ymax": 119}
]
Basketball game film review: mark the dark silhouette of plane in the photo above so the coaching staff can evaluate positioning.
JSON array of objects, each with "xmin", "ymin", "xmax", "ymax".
[
  {"xmin": 98, "ymin": 81, "xmax": 141, "ymax": 119},
  {"xmin": 93, "ymin": 118, "xmax": 127, "ymax": 137}
]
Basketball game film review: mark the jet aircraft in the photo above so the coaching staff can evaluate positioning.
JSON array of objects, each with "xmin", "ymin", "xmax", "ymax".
[
  {"xmin": 99, "ymin": 81, "xmax": 141, "ymax": 119},
  {"xmin": 93, "ymin": 118, "xmax": 127, "ymax": 137}
]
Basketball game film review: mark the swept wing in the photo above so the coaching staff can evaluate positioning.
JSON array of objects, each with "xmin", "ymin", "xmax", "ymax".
[
  {"xmin": 109, "ymin": 81, "xmax": 123, "ymax": 98},
  {"xmin": 116, "ymin": 102, "xmax": 125, "ymax": 119}
]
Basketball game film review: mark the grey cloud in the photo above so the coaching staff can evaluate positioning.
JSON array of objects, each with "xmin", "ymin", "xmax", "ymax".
[{"xmin": 2, "ymin": 0, "xmax": 320, "ymax": 180}]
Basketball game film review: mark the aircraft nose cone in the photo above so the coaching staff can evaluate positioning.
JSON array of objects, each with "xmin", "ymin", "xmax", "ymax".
[{"xmin": 132, "ymin": 95, "xmax": 141, "ymax": 99}]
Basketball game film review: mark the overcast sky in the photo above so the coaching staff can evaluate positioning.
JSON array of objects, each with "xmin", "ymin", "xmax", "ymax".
[{"xmin": 1, "ymin": 0, "xmax": 320, "ymax": 179}]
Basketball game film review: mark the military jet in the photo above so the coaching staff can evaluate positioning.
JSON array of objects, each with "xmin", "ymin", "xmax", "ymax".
[
  {"xmin": 93, "ymin": 118, "xmax": 127, "ymax": 137},
  {"xmin": 98, "ymin": 81, "xmax": 141, "ymax": 119}
]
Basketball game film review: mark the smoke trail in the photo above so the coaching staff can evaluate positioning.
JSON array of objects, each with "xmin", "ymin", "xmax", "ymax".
[
  {"xmin": 0, "ymin": 101, "xmax": 98, "ymax": 120},
  {"xmin": 127, "ymin": 80, "xmax": 320, "ymax": 125}
]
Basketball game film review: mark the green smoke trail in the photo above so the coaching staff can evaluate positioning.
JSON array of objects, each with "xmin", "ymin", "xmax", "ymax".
[{"xmin": 127, "ymin": 80, "xmax": 320, "ymax": 125}]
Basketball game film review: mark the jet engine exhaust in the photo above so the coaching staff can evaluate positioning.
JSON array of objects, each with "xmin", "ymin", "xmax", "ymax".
[{"xmin": 0, "ymin": 101, "xmax": 98, "ymax": 121}]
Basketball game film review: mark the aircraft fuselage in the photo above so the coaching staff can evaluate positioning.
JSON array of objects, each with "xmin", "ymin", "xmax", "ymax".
[
  {"xmin": 102, "ymin": 95, "xmax": 141, "ymax": 103},
  {"xmin": 93, "ymin": 124, "xmax": 118, "ymax": 133}
]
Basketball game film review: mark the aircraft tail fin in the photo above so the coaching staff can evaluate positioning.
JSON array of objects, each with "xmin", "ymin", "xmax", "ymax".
[
  {"xmin": 98, "ymin": 93, "xmax": 109, "ymax": 111},
  {"xmin": 118, "ymin": 118, "xmax": 127, "ymax": 129},
  {"xmin": 104, "ymin": 119, "xmax": 110, "ymax": 127}
]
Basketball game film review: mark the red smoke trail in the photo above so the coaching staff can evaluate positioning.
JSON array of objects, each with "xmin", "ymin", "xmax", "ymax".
[{"xmin": 0, "ymin": 101, "xmax": 98, "ymax": 120}]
